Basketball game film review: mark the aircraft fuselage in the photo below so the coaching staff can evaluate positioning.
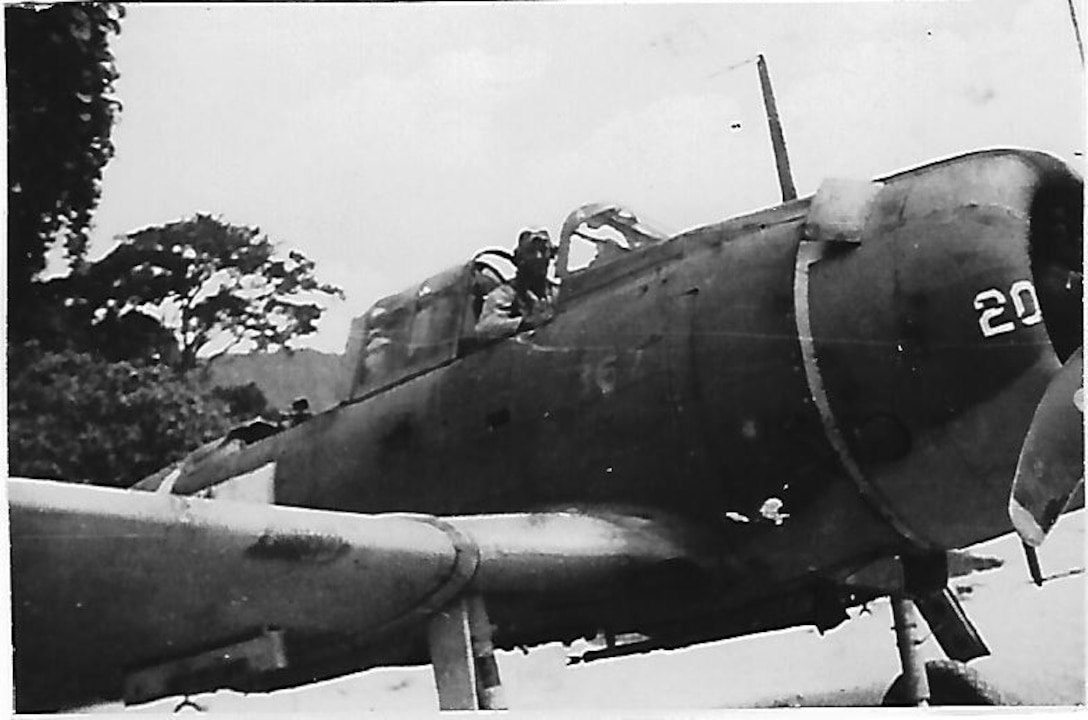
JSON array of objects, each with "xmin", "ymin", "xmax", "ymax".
[
  {"xmin": 175, "ymin": 149, "xmax": 1079, "ymax": 553},
  {"xmin": 12, "ymin": 149, "xmax": 1083, "ymax": 713},
  {"xmin": 148, "ymin": 147, "xmax": 1081, "ymax": 670}
]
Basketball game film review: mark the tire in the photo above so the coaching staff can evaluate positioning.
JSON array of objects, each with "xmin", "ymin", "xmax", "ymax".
[{"xmin": 882, "ymin": 659, "xmax": 1004, "ymax": 706}]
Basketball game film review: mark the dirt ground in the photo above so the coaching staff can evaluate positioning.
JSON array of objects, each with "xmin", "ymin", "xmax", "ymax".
[{"xmin": 103, "ymin": 509, "xmax": 1084, "ymax": 713}]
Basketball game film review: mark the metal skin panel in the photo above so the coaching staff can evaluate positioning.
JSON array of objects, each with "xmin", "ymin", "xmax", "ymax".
[
  {"xmin": 806, "ymin": 151, "xmax": 1082, "ymax": 549},
  {"xmin": 8, "ymin": 478, "xmax": 474, "ymax": 711},
  {"xmin": 279, "ymin": 373, "xmax": 446, "ymax": 511},
  {"xmin": 673, "ymin": 222, "xmax": 904, "ymax": 585},
  {"xmin": 679, "ymin": 223, "xmax": 828, "ymax": 515},
  {"xmin": 262, "ymin": 209, "xmax": 873, "ymax": 549},
  {"xmin": 508, "ymin": 255, "xmax": 683, "ymax": 509},
  {"xmin": 9, "ymin": 482, "xmax": 729, "ymax": 712}
]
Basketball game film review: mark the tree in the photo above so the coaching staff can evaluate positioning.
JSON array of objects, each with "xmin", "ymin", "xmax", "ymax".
[
  {"xmin": 55, "ymin": 214, "xmax": 345, "ymax": 369},
  {"xmin": 5, "ymin": 7, "xmax": 327, "ymax": 489},
  {"xmin": 6, "ymin": 3, "xmax": 124, "ymax": 342},
  {"xmin": 7, "ymin": 343, "xmax": 237, "ymax": 488}
]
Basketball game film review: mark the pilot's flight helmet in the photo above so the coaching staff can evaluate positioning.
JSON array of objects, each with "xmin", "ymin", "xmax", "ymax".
[{"xmin": 515, "ymin": 228, "xmax": 556, "ymax": 262}]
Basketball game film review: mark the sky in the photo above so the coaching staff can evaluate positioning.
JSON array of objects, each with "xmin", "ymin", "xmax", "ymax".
[{"xmin": 86, "ymin": 0, "xmax": 1085, "ymax": 358}]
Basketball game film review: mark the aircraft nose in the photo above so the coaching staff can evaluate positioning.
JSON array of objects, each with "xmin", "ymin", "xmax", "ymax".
[
  {"xmin": 1008, "ymin": 165, "xmax": 1084, "ymax": 546},
  {"xmin": 1027, "ymin": 167, "xmax": 1083, "ymax": 363}
]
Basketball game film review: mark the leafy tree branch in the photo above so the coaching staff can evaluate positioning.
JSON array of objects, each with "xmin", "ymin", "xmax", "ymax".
[
  {"xmin": 7, "ymin": 2, "xmax": 124, "ymax": 342},
  {"xmin": 55, "ymin": 214, "xmax": 344, "ymax": 370}
]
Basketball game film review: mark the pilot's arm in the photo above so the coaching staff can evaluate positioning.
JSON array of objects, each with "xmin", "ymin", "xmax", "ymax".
[
  {"xmin": 520, "ymin": 283, "xmax": 558, "ymax": 326},
  {"xmin": 474, "ymin": 284, "xmax": 522, "ymax": 340}
]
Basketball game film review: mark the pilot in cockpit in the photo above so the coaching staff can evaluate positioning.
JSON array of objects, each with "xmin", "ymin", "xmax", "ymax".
[{"xmin": 475, "ymin": 229, "xmax": 558, "ymax": 340}]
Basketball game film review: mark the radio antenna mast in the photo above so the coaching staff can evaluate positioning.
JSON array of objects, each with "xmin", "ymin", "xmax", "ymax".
[
  {"xmin": 1067, "ymin": 0, "xmax": 1084, "ymax": 65},
  {"xmin": 756, "ymin": 53, "xmax": 797, "ymax": 202}
]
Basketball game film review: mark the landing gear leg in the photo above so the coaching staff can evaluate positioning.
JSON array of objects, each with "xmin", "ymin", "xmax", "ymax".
[
  {"xmin": 427, "ymin": 595, "xmax": 506, "ymax": 711},
  {"xmin": 890, "ymin": 595, "xmax": 930, "ymax": 706},
  {"xmin": 882, "ymin": 553, "xmax": 1002, "ymax": 706}
]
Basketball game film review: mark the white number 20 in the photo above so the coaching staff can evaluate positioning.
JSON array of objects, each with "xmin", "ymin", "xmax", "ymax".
[{"xmin": 973, "ymin": 280, "xmax": 1042, "ymax": 338}]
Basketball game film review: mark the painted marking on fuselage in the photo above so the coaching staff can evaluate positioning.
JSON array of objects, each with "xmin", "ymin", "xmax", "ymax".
[
  {"xmin": 156, "ymin": 465, "xmax": 183, "ymax": 494},
  {"xmin": 972, "ymin": 280, "xmax": 1042, "ymax": 338},
  {"xmin": 196, "ymin": 461, "xmax": 276, "ymax": 504},
  {"xmin": 793, "ymin": 240, "xmax": 932, "ymax": 549}
]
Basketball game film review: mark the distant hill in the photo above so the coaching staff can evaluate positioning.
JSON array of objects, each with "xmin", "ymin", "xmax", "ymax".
[{"xmin": 207, "ymin": 349, "xmax": 349, "ymax": 414}]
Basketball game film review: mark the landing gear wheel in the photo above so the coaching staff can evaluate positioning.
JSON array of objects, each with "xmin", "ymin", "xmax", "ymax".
[{"xmin": 882, "ymin": 659, "xmax": 1004, "ymax": 706}]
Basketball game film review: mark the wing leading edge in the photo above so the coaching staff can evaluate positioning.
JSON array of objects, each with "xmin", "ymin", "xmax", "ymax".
[
  {"xmin": 9, "ymin": 479, "xmax": 718, "ymax": 711},
  {"xmin": 9, "ymin": 478, "xmax": 477, "ymax": 711}
]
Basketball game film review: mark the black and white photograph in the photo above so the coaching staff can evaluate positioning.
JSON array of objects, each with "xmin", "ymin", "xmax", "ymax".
[{"xmin": 6, "ymin": 0, "xmax": 1085, "ymax": 713}]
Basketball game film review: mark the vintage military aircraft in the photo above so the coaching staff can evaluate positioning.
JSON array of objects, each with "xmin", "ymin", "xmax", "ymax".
[{"xmin": 8, "ymin": 147, "xmax": 1084, "ymax": 712}]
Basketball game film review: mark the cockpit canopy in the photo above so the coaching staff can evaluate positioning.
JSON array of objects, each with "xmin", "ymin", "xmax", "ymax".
[
  {"xmin": 557, "ymin": 203, "xmax": 670, "ymax": 278},
  {"xmin": 344, "ymin": 203, "xmax": 669, "ymax": 400},
  {"xmin": 344, "ymin": 261, "xmax": 475, "ymax": 400}
]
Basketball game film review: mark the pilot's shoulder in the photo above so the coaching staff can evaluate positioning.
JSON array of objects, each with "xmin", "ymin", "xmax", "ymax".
[{"xmin": 484, "ymin": 283, "xmax": 517, "ymax": 304}]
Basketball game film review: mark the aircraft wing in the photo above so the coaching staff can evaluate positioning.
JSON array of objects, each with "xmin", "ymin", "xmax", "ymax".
[{"xmin": 9, "ymin": 478, "xmax": 718, "ymax": 712}]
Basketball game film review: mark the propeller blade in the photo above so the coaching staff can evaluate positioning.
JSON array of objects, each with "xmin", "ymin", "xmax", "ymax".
[{"xmin": 1009, "ymin": 347, "xmax": 1084, "ymax": 547}]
